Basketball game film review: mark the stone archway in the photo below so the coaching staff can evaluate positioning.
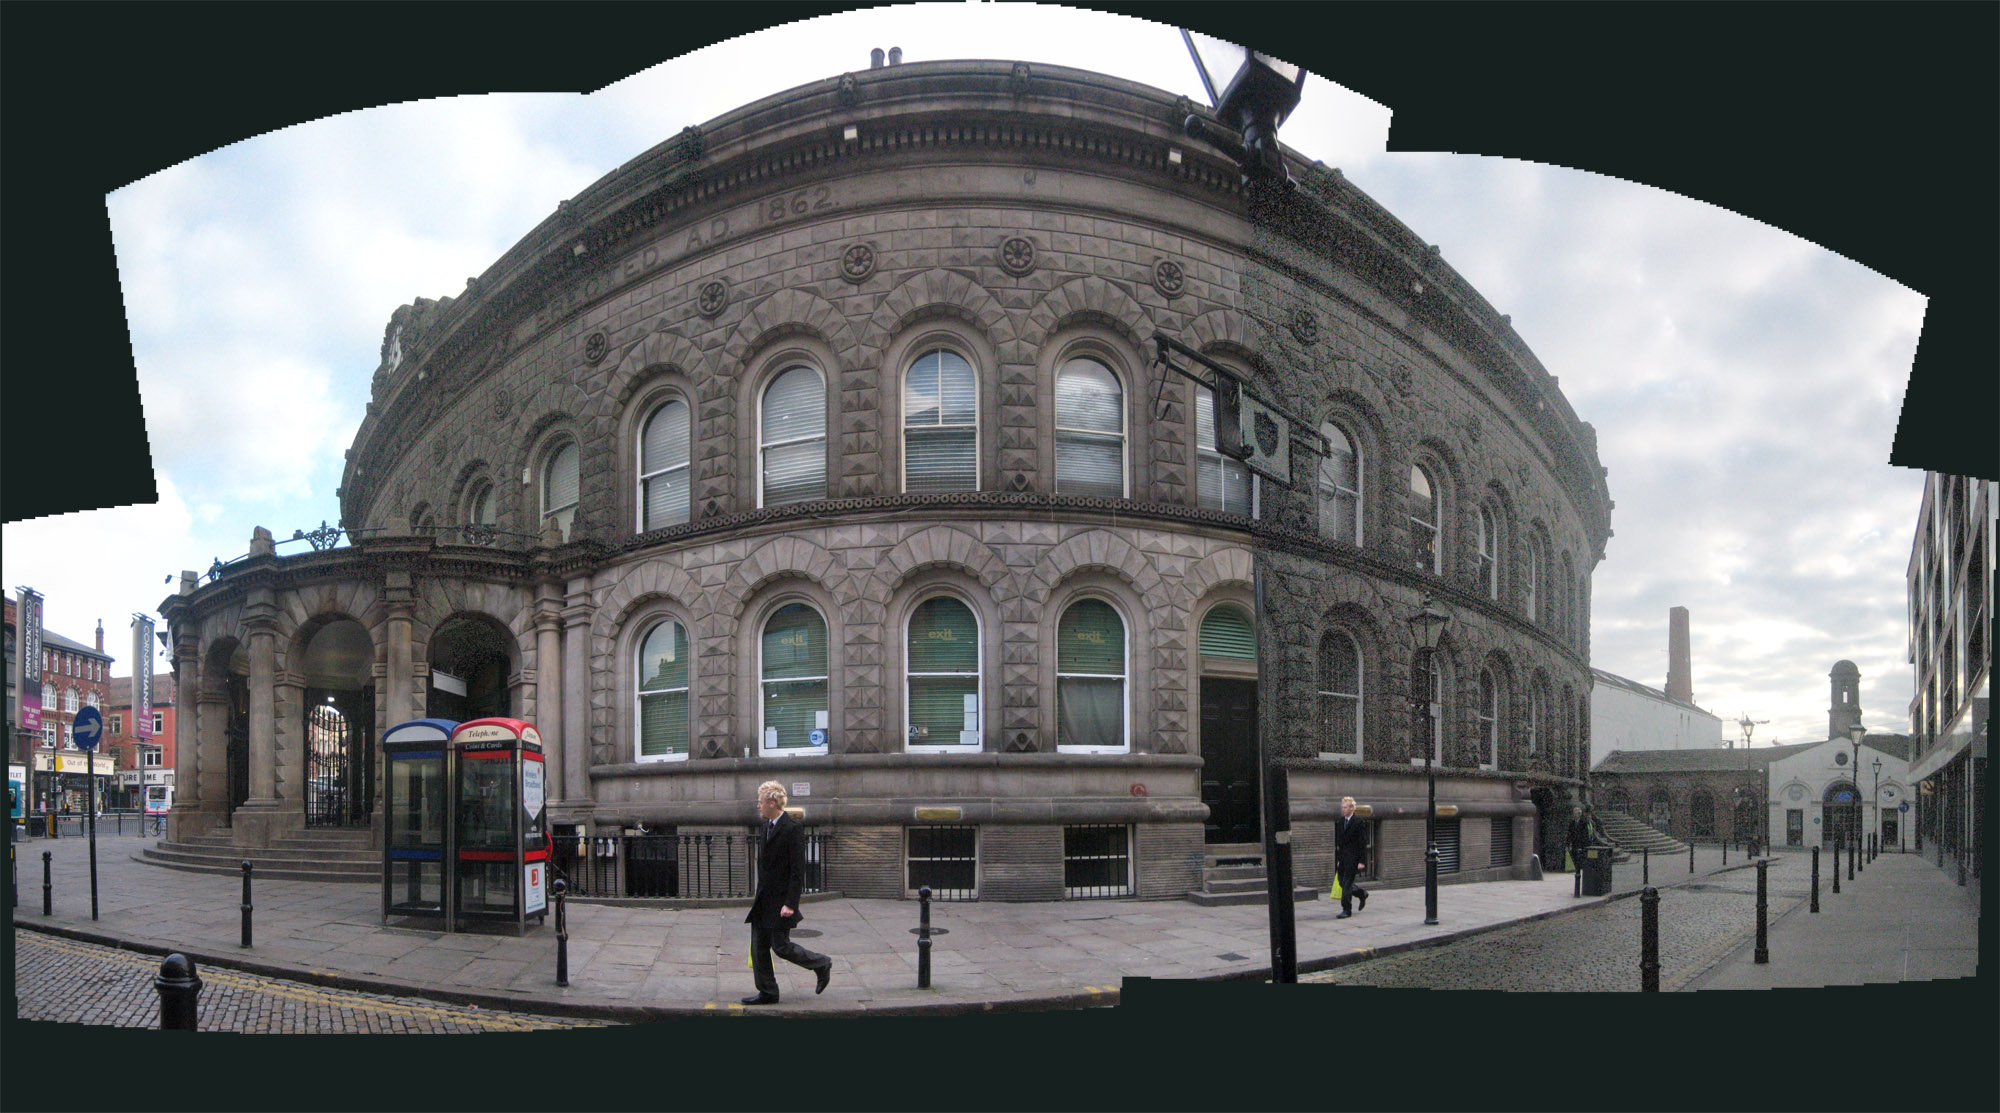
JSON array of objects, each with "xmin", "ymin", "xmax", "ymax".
[
  {"xmin": 425, "ymin": 614, "xmax": 516, "ymax": 723},
  {"xmin": 294, "ymin": 619, "xmax": 376, "ymax": 829}
]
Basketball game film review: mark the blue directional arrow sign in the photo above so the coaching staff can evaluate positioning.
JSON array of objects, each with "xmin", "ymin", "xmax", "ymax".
[{"xmin": 73, "ymin": 705, "xmax": 105, "ymax": 752}]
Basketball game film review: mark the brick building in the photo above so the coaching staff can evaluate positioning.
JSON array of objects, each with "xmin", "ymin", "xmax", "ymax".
[
  {"xmin": 107, "ymin": 673, "xmax": 178, "ymax": 811},
  {"xmin": 157, "ymin": 60, "xmax": 1611, "ymax": 898},
  {"xmin": 16, "ymin": 608, "xmax": 117, "ymax": 817}
]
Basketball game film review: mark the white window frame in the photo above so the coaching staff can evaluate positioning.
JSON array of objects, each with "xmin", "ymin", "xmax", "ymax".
[
  {"xmin": 1055, "ymin": 597, "xmax": 1130, "ymax": 755},
  {"xmin": 1195, "ymin": 385, "xmax": 1254, "ymax": 515},
  {"xmin": 635, "ymin": 617, "xmax": 692, "ymax": 764},
  {"xmin": 1410, "ymin": 463, "xmax": 1442, "ymax": 574},
  {"xmin": 758, "ymin": 365, "xmax": 829, "ymax": 509},
  {"xmin": 540, "ymin": 440, "xmax": 580, "ymax": 541},
  {"xmin": 1317, "ymin": 628, "xmax": 1363, "ymax": 762},
  {"xmin": 757, "ymin": 600, "xmax": 830, "ymax": 758},
  {"xmin": 1526, "ymin": 533, "xmax": 1544, "ymax": 623},
  {"xmin": 1478, "ymin": 667, "xmax": 1500, "ymax": 770},
  {"xmin": 464, "ymin": 479, "xmax": 496, "ymax": 527},
  {"xmin": 153, "ymin": 712, "xmax": 165, "ymax": 735},
  {"xmin": 143, "ymin": 747, "xmax": 163, "ymax": 768},
  {"xmin": 901, "ymin": 348, "xmax": 979, "ymax": 493},
  {"xmin": 1478, "ymin": 506, "xmax": 1499, "ymax": 600},
  {"xmin": 109, "ymin": 714, "xmax": 122, "ymax": 735},
  {"xmin": 1525, "ymin": 681, "xmax": 1543, "ymax": 756},
  {"xmin": 1054, "ymin": 356, "xmax": 1128, "ymax": 499},
  {"xmin": 637, "ymin": 397, "xmax": 693, "ymax": 531},
  {"xmin": 905, "ymin": 595, "xmax": 983, "ymax": 753},
  {"xmin": 1317, "ymin": 421, "xmax": 1362, "ymax": 545}
]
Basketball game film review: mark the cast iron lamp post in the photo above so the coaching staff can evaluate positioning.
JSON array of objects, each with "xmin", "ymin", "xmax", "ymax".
[
  {"xmin": 1848, "ymin": 724, "xmax": 1866, "ymax": 873},
  {"xmin": 1407, "ymin": 596, "xmax": 1450, "ymax": 926},
  {"xmin": 1178, "ymin": 27, "xmax": 1308, "ymax": 186},
  {"xmin": 1872, "ymin": 757, "xmax": 1883, "ymax": 861}
]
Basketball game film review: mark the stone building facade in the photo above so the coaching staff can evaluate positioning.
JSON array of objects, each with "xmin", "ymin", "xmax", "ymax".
[{"xmin": 158, "ymin": 61, "xmax": 1611, "ymax": 899}]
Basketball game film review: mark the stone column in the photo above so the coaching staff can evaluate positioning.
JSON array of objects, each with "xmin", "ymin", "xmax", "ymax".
[
  {"xmin": 241, "ymin": 588, "xmax": 280, "ymax": 809},
  {"xmin": 382, "ymin": 570, "xmax": 415, "ymax": 730},
  {"xmin": 535, "ymin": 584, "xmax": 565, "ymax": 803},
  {"xmin": 172, "ymin": 632, "xmax": 201, "ymax": 837},
  {"xmin": 561, "ymin": 578, "xmax": 592, "ymax": 816}
]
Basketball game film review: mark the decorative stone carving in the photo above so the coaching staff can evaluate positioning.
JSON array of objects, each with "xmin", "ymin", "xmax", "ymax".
[
  {"xmin": 841, "ymin": 243, "xmax": 877, "ymax": 283},
  {"xmin": 584, "ymin": 331, "xmax": 609, "ymax": 364},
  {"xmin": 431, "ymin": 438, "xmax": 447, "ymax": 466},
  {"xmin": 1152, "ymin": 258, "xmax": 1186, "ymax": 298},
  {"xmin": 999, "ymin": 236, "xmax": 1036, "ymax": 277},
  {"xmin": 1010, "ymin": 61, "xmax": 1033, "ymax": 97},
  {"xmin": 1290, "ymin": 306, "xmax": 1320, "ymax": 345},
  {"xmin": 490, "ymin": 387, "xmax": 511, "ymax": 420},
  {"xmin": 697, "ymin": 279, "xmax": 729, "ymax": 318}
]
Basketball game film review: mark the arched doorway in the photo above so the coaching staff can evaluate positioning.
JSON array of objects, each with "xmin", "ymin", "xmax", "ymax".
[
  {"xmin": 425, "ymin": 615, "xmax": 515, "ymax": 722},
  {"xmin": 1607, "ymin": 788, "xmax": 1632, "ymax": 815},
  {"xmin": 1645, "ymin": 788, "xmax": 1673, "ymax": 832},
  {"xmin": 1690, "ymin": 789, "xmax": 1715, "ymax": 840},
  {"xmin": 1822, "ymin": 780, "xmax": 1860, "ymax": 849},
  {"xmin": 295, "ymin": 619, "xmax": 376, "ymax": 829},
  {"xmin": 1197, "ymin": 602, "xmax": 1258, "ymax": 845}
]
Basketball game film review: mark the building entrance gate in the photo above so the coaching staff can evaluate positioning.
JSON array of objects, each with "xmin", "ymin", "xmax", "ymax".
[
  {"xmin": 1823, "ymin": 781, "xmax": 1860, "ymax": 848},
  {"xmin": 304, "ymin": 687, "xmax": 375, "ymax": 828}
]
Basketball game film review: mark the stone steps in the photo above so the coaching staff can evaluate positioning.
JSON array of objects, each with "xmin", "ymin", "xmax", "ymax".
[
  {"xmin": 1595, "ymin": 810, "xmax": 1688, "ymax": 855},
  {"xmin": 139, "ymin": 829, "xmax": 382, "ymax": 882},
  {"xmin": 1185, "ymin": 842, "xmax": 1322, "ymax": 906}
]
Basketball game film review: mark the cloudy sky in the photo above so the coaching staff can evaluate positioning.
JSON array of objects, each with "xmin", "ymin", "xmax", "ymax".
[{"xmin": 2, "ymin": 3, "xmax": 1933, "ymax": 748}]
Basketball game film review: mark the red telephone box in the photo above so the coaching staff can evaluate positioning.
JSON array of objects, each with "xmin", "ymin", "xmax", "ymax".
[{"xmin": 448, "ymin": 718, "xmax": 549, "ymax": 934}]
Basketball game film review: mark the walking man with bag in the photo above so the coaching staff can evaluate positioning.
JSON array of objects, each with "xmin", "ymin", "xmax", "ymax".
[
  {"xmin": 742, "ymin": 780, "xmax": 833, "ymax": 1005},
  {"xmin": 1334, "ymin": 795, "xmax": 1370, "ymax": 919}
]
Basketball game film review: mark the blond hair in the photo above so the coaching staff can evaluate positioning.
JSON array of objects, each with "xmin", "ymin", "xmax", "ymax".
[
  {"xmin": 757, "ymin": 780, "xmax": 788, "ymax": 807},
  {"xmin": 1341, "ymin": 796, "xmax": 1356, "ymax": 806}
]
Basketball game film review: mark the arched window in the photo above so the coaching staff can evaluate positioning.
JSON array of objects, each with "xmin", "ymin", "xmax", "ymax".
[
  {"xmin": 1525, "ymin": 532, "xmax": 1546, "ymax": 623},
  {"xmin": 1690, "ymin": 789, "xmax": 1716, "ymax": 839},
  {"xmin": 64, "ymin": 687, "xmax": 79, "ymax": 713},
  {"xmin": 639, "ymin": 399, "xmax": 692, "ymax": 530},
  {"xmin": 1559, "ymin": 553, "xmax": 1577, "ymax": 646},
  {"xmin": 1056, "ymin": 598, "xmax": 1126, "ymax": 752},
  {"xmin": 907, "ymin": 596, "xmax": 980, "ymax": 749},
  {"xmin": 636, "ymin": 619, "xmax": 690, "ymax": 761},
  {"xmin": 1410, "ymin": 463, "xmax": 1441, "ymax": 574},
  {"xmin": 1318, "ymin": 630, "xmax": 1362, "ymax": 759},
  {"xmin": 759, "ymin": 603, "xmax": 828, "ymax": 755},
  {"xmin": 84, "ymin": 690, "xmax": 99, "ymax": 709},
  {"xmin": 1478, "ymin": 667, "xmax": 1502, "ymax": 768},
  {"xmin": 540, "ymin": 440, "xmax": 580, "ymax": 541},
  {"xmin": 1054, "ymin": 357, "xmax": 1125, "ymax": 498},
  {"xmin": 759, "ymin": 366, "xmax": 827, "ymax": 507},
  {"xmin": 1477, "ymin": 506, "xmax": 1499, "ymax": 600},
  {"xmin": 903, "ymin": 349, "xmax": 977, "ymax": 492},
  {"xmin": 1317, "ymin": 422, "xmax": 1362, "ymax": 544},
  {"xmin": 464, "ymin": 480, "xmax": 496, "ymax": 527},
  {"xmin": 1196, "ymin": 385, "xmax": 1252, "ymax": 514},
  {"xmin": 1525, "ymin": 679, "xmax": 1545, "ymax": 756},
  {"xmin": 1414, "ymin": 649, "xmax": 1447, "ymax": 762}
]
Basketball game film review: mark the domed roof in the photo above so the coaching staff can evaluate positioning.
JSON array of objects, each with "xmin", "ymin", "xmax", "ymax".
[{"xmin": 1830, "ymin": 659, "xmax": 1859, "ymax": 674}]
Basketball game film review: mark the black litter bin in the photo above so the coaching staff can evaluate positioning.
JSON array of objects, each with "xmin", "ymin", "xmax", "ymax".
[{"xmin": 1580, "ymin": 845, "xmax": 1614, "ymax": 895}]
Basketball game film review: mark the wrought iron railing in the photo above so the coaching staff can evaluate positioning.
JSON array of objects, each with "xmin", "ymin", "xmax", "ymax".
[
  {"xmin": 196, "ymin": 521, "xmax": 545, "ymax": 584},
  {"xmin": 549, "ymin": 828, "xmax": 828, "ymax": 901}
]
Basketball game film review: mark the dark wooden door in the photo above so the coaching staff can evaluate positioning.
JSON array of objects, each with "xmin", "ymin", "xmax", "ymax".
[{"xmin": 1200, "ymin": 677, "xmax": 1259, "ymax": 844}]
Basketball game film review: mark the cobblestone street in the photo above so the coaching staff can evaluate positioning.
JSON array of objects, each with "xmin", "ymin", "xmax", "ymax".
[
  {"xmin": 1303, "ymin": 853, "xmax": 1812, "ymax": 991},
  {"xmin": 13, "ymin": 930, "xmax": 611, "ymax": 1033}
]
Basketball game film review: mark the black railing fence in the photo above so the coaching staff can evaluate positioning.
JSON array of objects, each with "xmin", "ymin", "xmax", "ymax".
[
  {"xmin": 549, "ymin": 828, "xmax": 827, "ymax": 901},
  {"xmin": 22, "ymin": 811, "xmax": 161, "ymax": 838}
]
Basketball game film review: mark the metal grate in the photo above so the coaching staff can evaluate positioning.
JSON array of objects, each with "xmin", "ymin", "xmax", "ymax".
[
  {"xmin": 907, "ymin": 824, "xmax": 977, "ymax": 899},
  {"xmin": 1435, "ymin": 817, "xmax": 1461, "ymax": 874},
  {"xmin": 1063, "ymin": 824, "xmax": 1134, "ymax": 898},
  {"xmin": 548, "ymin": 827, "xmax": 827, "ymax": 901},
  {"xmin": 1490, "ymin": 816, "xmax": 1513, "ymax": 868}
]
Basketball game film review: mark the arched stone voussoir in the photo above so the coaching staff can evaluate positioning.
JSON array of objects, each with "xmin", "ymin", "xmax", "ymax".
[
  {"xmin": 1024, "ymin": 529, "xmax": 1162, "ymax": 603},
  {"xmin": 1020, "ymin": 274, "xmax": 1155, "ymax": 351},
  {"xmin": 724, "ymin": 287, "xmax": 859, "ymax": 369},
  {"xmin": 591, "ymin": 561, "xmax": 707, "ymax": 643},
  {"xmin": 861, "ymin": 267, "xmax": 1016, "ymax": 351},
  {"xmin": 722, "ymin": 534, "xmax": 851, "ymax": 613},
  {"xmin": 870, "ymin": 525, "xmax": 1009, "ymax": 596}
]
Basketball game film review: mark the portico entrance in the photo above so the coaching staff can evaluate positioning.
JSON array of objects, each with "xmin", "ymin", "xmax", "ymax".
[{"xmin": 1198, "ymin": 603, "xmax": 1259, "ymax": 845}]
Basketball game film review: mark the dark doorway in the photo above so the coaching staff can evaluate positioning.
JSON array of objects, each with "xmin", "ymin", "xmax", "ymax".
[
  {"xmin": 426, "ymin": 617, "xmax": 513, "ymax": 722},
  {"xmin": 225, "ymin": 671, "xmax": 250, "ymax": 819},
  {"xmin": 1823, "ymin": 781, "xmax": 1859, "ymax": 848},
  {"xmin": 1199, "ymin": 676, "xmax": 1259, "ymax": 844}
]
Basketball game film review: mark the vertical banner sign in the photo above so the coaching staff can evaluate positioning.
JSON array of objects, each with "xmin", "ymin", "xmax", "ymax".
[
  {"xmin": 18, "ymin": 590, "xmax": 44, "ymax": 734},
  {"xmin": 132, "ymin": 615, "xmax": 155, "ymax": 739}
]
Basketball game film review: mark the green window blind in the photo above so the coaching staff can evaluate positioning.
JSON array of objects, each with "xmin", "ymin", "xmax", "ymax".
[
  {"xmin": 638, "ymin": 621, "xmax": 689, "ymax": 758},
  {"xmin": 1199, "ymin": 604, "xmax": 1256, "ymax": 660},
  {"xmin": 908, "ymin": 597, "xmax": 978, "ymax": 745},
  {"xmin": 762, "ymin": 603, "xmax": 828, "ymax": 749},
  {"xmin": 1057, "ymin": 599, "xmax": 1124, "ymax": 674}
]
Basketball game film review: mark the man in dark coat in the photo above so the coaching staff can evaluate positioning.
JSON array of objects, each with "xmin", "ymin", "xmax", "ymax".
[
  {"xmin": 1568, "ymin": 806, "xmax": 1599, "ymax": 870},
  {"xmin": 1333, "ymin": 795, "xmax": 1370, "ymax": 919},
  {"xmin": 742, "ymin": 780, "xmax": 832, "ymax": 1005}
]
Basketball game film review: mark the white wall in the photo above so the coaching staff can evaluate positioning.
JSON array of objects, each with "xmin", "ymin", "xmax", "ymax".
[
  {"xmin": 1590, "ymin": 683, "xmax": 1726, "ymax": 768},
  {"xmin": 1765, "ymin": 739, "xmax": 1911, "ymax": 850}
]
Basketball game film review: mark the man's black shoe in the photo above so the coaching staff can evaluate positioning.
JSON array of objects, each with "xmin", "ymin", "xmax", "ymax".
[
  {"xmin": 740, "ymin": 993, "xmax": 779, "ymax": 1005},
  {"xmin": 815, "ymin": 964, "xmax": 832, "ymax": 994},
  {"xmin": 1357, "ymin": 890, "xmax": 1368, "ymax": 910},
  {"xmin": 1335, "ymin": 910, "xmax": 1353, "ymax": 919}
]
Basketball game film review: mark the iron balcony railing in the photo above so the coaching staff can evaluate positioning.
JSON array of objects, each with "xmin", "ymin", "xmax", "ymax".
[{"xmin": 549, "ymin": 828, "xmax": 828, "ymax": 901}]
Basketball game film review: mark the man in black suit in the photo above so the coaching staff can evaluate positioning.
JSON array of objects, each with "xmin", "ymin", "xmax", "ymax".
[
  {"xmin": 1333, "ymin": 795, "xmax": 1370, "ymax": 919},
  {"xmin": 742, "ymin": 780, "xmax": 833, "ymax": 1005}
]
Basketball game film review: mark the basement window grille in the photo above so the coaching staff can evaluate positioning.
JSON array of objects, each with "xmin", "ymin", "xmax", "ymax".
[
  {"xmin": 907, "ymin": 824, "xmax": 977, "ymax": 900},
  {"xmin": 1063, "ymin": 824, "xmax": 1133, "ymax": 898},
  {"xmin": 1491, "ymin": 817, "xmax": 1514, "ymax": 868},
  {"xmin": 1435, "ymin": 817, "xmax": 1462, "ymax": 874}
]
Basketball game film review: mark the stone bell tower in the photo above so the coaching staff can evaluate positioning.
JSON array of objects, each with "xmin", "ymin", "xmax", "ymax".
[{"xmin": 1827, "ymin": 659, "xmax": 1862, "ymax": 740}]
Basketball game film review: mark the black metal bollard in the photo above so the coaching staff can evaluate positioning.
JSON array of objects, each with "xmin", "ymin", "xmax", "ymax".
[
  {"xmin": 1754, "ymin": 857, "xmax": 1769, "ymax": 965},
  {"xmin": 1573, "ymin": 859, "xmax": 1581, "ymax": 898},
  {"xmin": 1832, "ymin": 839, "xmax": 1841, "ymax": 894},
  {"xmin": 240, "ymin": 861, "xmax": 253, "ymax": 948},
  {"xmin": 1639, "ymin": 886, "xmax": 1660, "ymax": 992},
  {"xmin": 1848, "ymin": 838, "xmax": 1855, "ymax": 881},
  {"xmin": 1958, "ymin": 846, "xmax": 1967, "ymax": 887},
  {"xmin": 917, "ymin": 885, "xmax": 933, "ymax": 989},
  {"xmin": 42, "ymin": 850, "xmax": 52, "ymax": 915},
  {"xmin": 552, "ymin": 878, "xmax": 569, "ymax": 987},
  {"xmin": 1810, "ymin": 846, "xmax": 1820, "ymax": 913},
  {"xmin": 1689, "ymin": 840, "xmax": 1695, "ymax": 874},
  {"xmin": 1642, "ymin": 847, "xmax": 1649, "ymax": 885},
  {"xmin": 155, "ymin": 953, "xmax": 201, "ymax": 1030}
]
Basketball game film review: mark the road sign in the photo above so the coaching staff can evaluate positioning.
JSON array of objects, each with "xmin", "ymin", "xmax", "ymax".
[
  {"xmin": 72, "ymin": 706, "xmax": 105, "ymax": 752},
  {"xmin": 1900, "ymin": 802, "xmax": 1909, "ymax": 813},
  {"xmin": 808, "ymin": 728, "xmax": 828, "ymax": 747}
]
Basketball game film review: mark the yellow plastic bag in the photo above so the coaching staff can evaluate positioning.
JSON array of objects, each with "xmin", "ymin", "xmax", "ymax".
[
  {"xmin": 1329, "ymin": 873, "xmax": 1343, "ymax": 901},
  {"xmin": 1564, "ymin": 850, "xmax": 1575, "ymax": 872}
]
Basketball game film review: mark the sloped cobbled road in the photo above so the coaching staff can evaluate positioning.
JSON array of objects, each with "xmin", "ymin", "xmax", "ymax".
[
  {"xmin": 1301, "ymin": 854, "xmax": 1811, "ymax": 991},
  {"xmin": 13, "ymin": 930, "xmax": 612, "ymax": 1033}
]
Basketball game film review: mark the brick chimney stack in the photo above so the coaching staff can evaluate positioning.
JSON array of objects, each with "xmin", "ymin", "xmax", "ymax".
[
  {"xmin": 96, "ymin": 619, "xmax": 104, "ymax": 654},
  {"xmin": 1665, "ymin": 606, "xmax": 1692, "ymax": 704}
]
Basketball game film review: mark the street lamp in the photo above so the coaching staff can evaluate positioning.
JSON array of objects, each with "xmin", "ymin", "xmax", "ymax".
[
  {"xmin": 1847, "ymin": 724, "xmax": 1865, "ymax": 874},
  {"xmin": 1407, "ymin": 595, "xmax": 1450, "ymax": 926},
  {"xmin": 1178, "ymin": 28, "xmax": 1308, "ymax": 186},
  {"xmin": 1872, "ymin": 757, "xmax": 1883, "ymax": 861}
]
